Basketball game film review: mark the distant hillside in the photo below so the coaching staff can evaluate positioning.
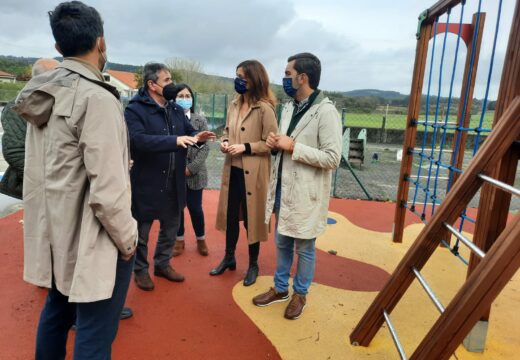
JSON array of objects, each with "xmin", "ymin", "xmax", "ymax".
[
  {"xmin": 0, "ymin": 55, "xmax": 139, "ymax": 76},
  {"xmin": 343, "ymin": 89, "xmax": 407, "ymax": 100},
  {"xmin": 106, "ymin": 62, "xmax": 140, "ymax": 73},
  {"xmin": 0, "ymin": 55, "xmax": 40, "ymax": 65}
]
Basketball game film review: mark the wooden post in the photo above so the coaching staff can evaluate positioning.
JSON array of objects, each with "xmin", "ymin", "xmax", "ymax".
[
  {"xmin": 393, "ymin": 0, "xmax": 467, "ymax": 243},
  {"xmin": 464, "ymin": 0, "xmax": 520, "ymax": 346},
  {"xmin": 448, "ymin": 13, "xmax": 486, "ymax": 186},
  {"xmin": 392, "ymin": 23, "xmax": 433, "ymax": 243},
  {"xmin": 353, "ymin": 0, "xmax": 520, "ymax": 354},
  {"xmin": 350, "ymin": 98, "xmax": 520, "ymax": 347},
  {"xmin": 439, "ymin": 13, "xmax": 486, "ymax": 247}
]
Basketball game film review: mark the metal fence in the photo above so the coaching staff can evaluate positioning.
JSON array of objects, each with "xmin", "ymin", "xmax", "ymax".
[
  {"xmin": 331, "ymin": 108, "xmax": 519, "ymax": 211},
  {"xmin": 193, "ymin": 93, "xmax": 228, "ymax": 135},
  {"xmin": 4, "ymin": 87, "xmax": 516, "ymax": 209},
  {"xmin": 332, "ymin": 108, "xmax": 493, "ymax": 203}
]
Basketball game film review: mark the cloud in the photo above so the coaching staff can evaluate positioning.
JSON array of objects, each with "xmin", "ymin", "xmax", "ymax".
[
  {"xmin": 0, "ymin": 0, "xmax": 514, "ymax": 98},
  {"xmin": 101, "ymin": 0, "xmax": 292, "ymax": 69}
]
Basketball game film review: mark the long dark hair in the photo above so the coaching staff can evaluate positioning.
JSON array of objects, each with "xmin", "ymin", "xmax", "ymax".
[
  {"xmin": 236, "ymin": 60, "xmax": 276, "ymax": 107},
  {"xmin": 172, "ymin": 83, "xmax": 195, "ymax": 113}
]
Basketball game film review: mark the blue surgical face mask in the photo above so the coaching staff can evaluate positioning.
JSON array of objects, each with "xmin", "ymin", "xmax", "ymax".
[
  {"xmin": 176, "ymin": 98, "xmax": 192, "ymax": 111},
  {"xmin": 283, "ymin": 76, "xmax": 298, "ymax": 98},
  {"xmin": 234, "ymin": 77, "xmax": 248, "ymax": 94}
]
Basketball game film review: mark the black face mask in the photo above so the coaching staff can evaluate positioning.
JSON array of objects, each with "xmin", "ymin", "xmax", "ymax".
[
  {"xmin": 234, "ymin": 77, "xmax": 248, "ymax": 94},
  {"xmin": 162, "ymin": 83, "xmax": 177, "ymax": 101}
]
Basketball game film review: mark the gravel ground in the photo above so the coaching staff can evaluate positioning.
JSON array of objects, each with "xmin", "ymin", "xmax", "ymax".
[
  {"xmin": 2, "ymin": 126, "xmax": 518, "ymax": 215},
  {"xmin": 204, "ymin": 141, "xmax": 520, "ymax": 212}
]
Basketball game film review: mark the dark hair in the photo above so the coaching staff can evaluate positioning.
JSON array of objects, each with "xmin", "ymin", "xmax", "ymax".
[
  {"xmin": 48, "ymin": 1, "xmax": 104, "ymax": 57},
  {"xmin": 287, "ymin": 52, "xmax": 321, "ymax": 89},
  {"xmin": 172, "ymin": 83, "xmax": 195, "ymax": 113},
  {"xmin": 143, "ymin": 62, "xmax": 169, "ymax": 91},
  {"xmin": 236, "ymin": 60, "xmax": 276, "ymax": 107}
]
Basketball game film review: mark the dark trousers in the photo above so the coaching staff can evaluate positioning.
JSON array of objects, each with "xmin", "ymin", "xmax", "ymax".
[
  {"xmin": 135, "ymin": 177, "xmax": 180, "ymax": 273},
  {"xmin": 226, "ymin": 166, "xmax": 259, "ymax": 264},
  {"xmin": 35, "ymin": 255, "xmax": 134, "ymax": 360},
  {"xmin": 177, "ymin": 187, "xmax": 205, "ymax": 239}
]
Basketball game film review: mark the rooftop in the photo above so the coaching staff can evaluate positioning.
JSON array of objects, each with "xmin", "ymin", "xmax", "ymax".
[{"xmin": 106, "ymin": 69, "xmax": 138, "ymax": 89}]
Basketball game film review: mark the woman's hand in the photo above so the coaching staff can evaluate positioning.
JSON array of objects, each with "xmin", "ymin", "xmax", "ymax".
[
  {"xmin": 266, "ymin": 132, "xmax": 279, "ymax": 149},
  {"xmin": 220, "ymin": 141, "xmax": 229, "ymax": 153},
  {"xmin": 227, "ymin": 144, "xmax": 246, "ymax": 156}
]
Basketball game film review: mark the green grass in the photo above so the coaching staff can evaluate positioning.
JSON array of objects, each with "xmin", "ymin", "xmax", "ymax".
[
  {"xmin": 344, "ymin": 111, "xmax": 494, "ymax": 131},
  {"xmin": 0, "ymin": 81, "xmax": 25, "ymax": 102}
]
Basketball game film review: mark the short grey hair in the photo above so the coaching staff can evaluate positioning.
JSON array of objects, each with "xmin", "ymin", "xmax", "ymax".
[
  {"xmin": 143, "ymin": 62, "xmax": 169, "ymax": 89},
  {"xmin": 32, "ymin": 58, "xmax": 59, "ymax": 77}
]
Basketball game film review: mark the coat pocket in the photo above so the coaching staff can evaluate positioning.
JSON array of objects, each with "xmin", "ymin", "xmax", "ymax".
[{"xmin": 299, "ymin": 167, "xmax": 318, "ymax": 202}]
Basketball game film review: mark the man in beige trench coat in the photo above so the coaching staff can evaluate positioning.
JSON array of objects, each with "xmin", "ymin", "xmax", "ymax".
[
  {"xmin": 253, "ymin": 52, "xmax": 342, "ymax": 320},
  {"xmin": 15, "ymin": 2, "xmax": 138, "ymax": 358}
]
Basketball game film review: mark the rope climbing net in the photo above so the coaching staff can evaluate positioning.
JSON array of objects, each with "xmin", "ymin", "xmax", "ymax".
[{"xmin": 394, "ymin": 0, "xmax": 508, "ymax": 261}]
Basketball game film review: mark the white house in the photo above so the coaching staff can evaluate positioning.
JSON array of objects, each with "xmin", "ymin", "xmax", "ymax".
[
  {"xmin": 102, "ymin": 70, "xmax": 138, "ymax": 100},
  {"xmin": 0, "ymin": 70, "xmax": 16, "ymax": 83}
]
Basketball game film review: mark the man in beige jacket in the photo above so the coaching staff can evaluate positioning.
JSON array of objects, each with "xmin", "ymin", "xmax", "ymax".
[
  {"xmin": 15, "ymin": 2, "xmax": 138, "ymax": 358},
  {"xmin": 253, "ymin": 53, "xmax": 342, "ymax": 320}
]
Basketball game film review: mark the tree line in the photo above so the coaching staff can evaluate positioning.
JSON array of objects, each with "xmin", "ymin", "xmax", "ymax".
[{"xmin": 1, "ymin": 55, "xmax": 495, "ymax": 114}]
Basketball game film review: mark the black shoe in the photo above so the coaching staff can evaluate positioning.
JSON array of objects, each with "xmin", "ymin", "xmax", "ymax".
[
  {"xmin": 209, "ymin": 256, "xmax": 236, "ymax": 276},
  {"xmin": 120, "ymin": 307, "xmax": 133, "ymax": 320},
  {"xmin": 243, "ymin": 263, "xmax": 259, "ymax": 286}
]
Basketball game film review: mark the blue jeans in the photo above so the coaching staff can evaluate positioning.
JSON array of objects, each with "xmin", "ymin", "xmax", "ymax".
[
  {"xmin": 273, "ymin": 179, "xmax": 316, "ymax": 295},
  {"xmin": 273, "ymin": 228, "xmax": 316, "ymax": 295},
  {"xmin": 35, "ymin": 255, "xmax": 134, "ymax": 360}
]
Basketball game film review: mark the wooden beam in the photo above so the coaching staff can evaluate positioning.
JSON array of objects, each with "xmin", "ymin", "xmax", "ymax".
[
  {"xmin": 468, "ymin": 0, "xmax": 520, "ymax": 320},
  {"xmin": 350, "ymin": 97, "xmax": 520, "ymax": 346},
  {"xmin": 410, "ymin": 213, "xmax": 520, "ymax": 359},
  {"xmin": 426, "ymin": 0, "xmax": 464, "ymax": 24},
  {"xmin": 392, "ymin": 24, "xmax": 433, "ymax": 243}
]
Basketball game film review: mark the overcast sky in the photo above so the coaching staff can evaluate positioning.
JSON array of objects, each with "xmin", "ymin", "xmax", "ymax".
[{"xmin": 0, "ymin": 0, "xmax": 515, "ymax": 98}]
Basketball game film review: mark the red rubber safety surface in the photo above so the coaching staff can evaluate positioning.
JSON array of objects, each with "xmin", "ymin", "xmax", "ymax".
[{"xmin": 0, "ymin": 191, "xmax": 399, "ymax": 359}]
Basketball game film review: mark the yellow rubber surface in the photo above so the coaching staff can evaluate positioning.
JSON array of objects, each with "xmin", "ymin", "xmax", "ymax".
[{"xmin": 233, "ymin": 211, "xmax": 520, "ymax": 359}]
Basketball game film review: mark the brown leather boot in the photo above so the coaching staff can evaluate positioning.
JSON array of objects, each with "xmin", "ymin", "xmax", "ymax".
[
  {"xmin": 197, "ymin": 240, "xmax": 209, "ymax": 256},
  {"xmin": 154, "ymin": 265, "xmax": 185, "ymax": 282},
  {"xmin": 172, "ymin": 240, "xmax": 185, "ymax": 257},
  {"xmin": 284, "ymin": 293, "xmax": 306, "ymax": 320},
  {"xmin": 134, "ymin": 272, "xmax": 154, "ymax": 291}
]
